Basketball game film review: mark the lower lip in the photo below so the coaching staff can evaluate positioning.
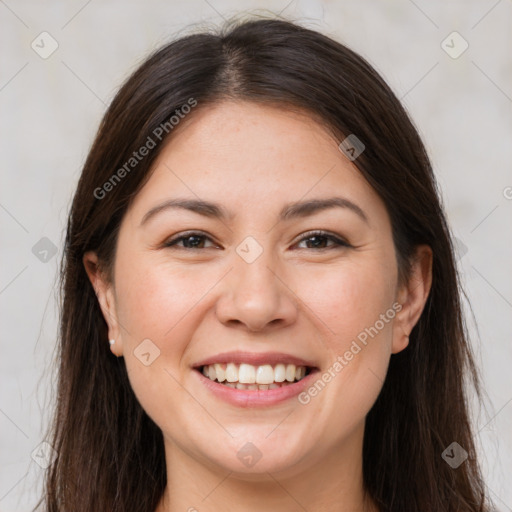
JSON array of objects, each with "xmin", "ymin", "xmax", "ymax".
[{"xmin": 193, "ymin": 368, "xmax": 318, "ymax": 407}]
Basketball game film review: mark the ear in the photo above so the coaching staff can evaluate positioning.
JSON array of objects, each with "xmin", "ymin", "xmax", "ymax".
[
  {"xmin": 392, "ymin": 244, "xmax": 433, "ymax": 354},
  {"xmin": 83, "ymin": 251, "xmax": 123, "ymax": 357}
]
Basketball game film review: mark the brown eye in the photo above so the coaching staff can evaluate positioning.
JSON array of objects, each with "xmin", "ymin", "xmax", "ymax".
[
  {"xmin": 294, "ymin": 231, "xmax": 350, "ymax": 250},
  {"xmin": 164, "ymin": 232, "xmax": 217, "ymax": 249}
]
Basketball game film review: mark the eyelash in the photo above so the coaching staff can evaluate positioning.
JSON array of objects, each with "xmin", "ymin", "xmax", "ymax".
[{"xmin": 163, "ymin": 230, "xmax": 351, "ymax": 251}]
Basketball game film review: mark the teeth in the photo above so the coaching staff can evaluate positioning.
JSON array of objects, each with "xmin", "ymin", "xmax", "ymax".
[
  {"xmin": 201, "ymin": 362, "xmax": 309, "ymax": 387},
  {"xmin": 285, "ymin": 364, "xmax": 296, "ymax": 382},
  {"xmin": 226, "ymin": 382, "xmax": 290, "ymax": 390},
  {"xmin": 274, "ymin": 364, "xmax": 286, "ymax": 382},
  {"xmin": 256, "ymin": 364, "xmax": 274, "ymax": 384},
  {"xmin": 239, "ymin": 363, "xmax": 256, "ymax": 383},
  {"xmin": 225, "ymin": 363, "xmax": 238, "ymax": 383},
  {"xmin": 214, "ymin": 363, "xmax": 226, "ymax": 382}
]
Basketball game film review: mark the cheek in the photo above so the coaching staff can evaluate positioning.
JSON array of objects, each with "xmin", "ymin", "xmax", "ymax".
[
  {"xmin": 296, "ymin": 265, "xmax": 396, "ymax": 433},
  {"xmin": 114, "ymin": 253, "xmax": 211, "ymax": 344},
  {"xmin": 113, "ymin": 258, "xmax": 210, "ymax": 428},
  {"xmin": 296, "ymin": 257, "xmax": 397, "ymax": 349}
]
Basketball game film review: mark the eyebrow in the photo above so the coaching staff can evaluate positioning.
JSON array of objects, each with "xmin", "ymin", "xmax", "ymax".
[{"xmin": 139, "ymin": 196, "xmax": 369, "ymax": 226}]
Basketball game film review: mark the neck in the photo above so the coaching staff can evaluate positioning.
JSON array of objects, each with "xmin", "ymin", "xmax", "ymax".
[{"xmin": 156, "ymin": 424, "xmax": 378, "ymax": 512}]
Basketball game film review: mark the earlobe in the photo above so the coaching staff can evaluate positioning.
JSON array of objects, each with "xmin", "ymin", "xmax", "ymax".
[
  {"xmin": 391, "ymin": 331, "xmax": 410, "ymax": 354},
  {"xmin": 392, "ymin": 245, "xmax": 433, "ymax": 354},
  {"xmin": 83, "ymin": 251, "xmax": 123, "ymax": 356}
]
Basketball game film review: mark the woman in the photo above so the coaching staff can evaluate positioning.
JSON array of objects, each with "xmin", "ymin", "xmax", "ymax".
[{"xmin": 40, "ymin": 17, "xmax": 490, "ymax": 511}]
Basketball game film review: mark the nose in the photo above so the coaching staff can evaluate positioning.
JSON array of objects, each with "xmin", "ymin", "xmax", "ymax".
[{"xmin": 215, "ymin": 249, "xmax": 298, "ymax": 333}]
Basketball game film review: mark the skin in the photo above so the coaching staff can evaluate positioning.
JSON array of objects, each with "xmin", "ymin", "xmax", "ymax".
[{"xmin": 84, "ymin": 101, "xmax": 432, "ymax": 512}]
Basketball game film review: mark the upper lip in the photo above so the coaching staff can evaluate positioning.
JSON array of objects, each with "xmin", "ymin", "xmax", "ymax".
[{"xmin": 193, "ymin": 351, "xmax": 318, "ymax": 369}]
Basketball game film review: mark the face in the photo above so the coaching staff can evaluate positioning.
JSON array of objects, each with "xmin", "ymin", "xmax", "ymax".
[{"xmin": 86, "ymin": 101, "xmax": 431, "ymax": 480}]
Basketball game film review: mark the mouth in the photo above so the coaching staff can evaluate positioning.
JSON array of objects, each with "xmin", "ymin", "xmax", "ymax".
[
  {"xmin": 195, "ymin": 362, "xmax": 315, "ymax": 390},
  {"xmin": 192, "ymin": 351, "xmax": 320, "ymax": 406}
]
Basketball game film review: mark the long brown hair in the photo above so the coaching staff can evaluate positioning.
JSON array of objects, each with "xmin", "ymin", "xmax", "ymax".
[{"xmin": 39, "ymin": 17, "xmax": 490, "ymax": 511}]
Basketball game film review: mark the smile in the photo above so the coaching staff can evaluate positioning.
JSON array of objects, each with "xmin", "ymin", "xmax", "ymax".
[{"xmin": 199, "ymin": 362, "xmax": 311, "ymax": 390}]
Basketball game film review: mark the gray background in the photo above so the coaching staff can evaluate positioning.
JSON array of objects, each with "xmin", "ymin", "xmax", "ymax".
[{"xmin": 1, "ymin": 0, "xmax": 511, "ymax": 510}]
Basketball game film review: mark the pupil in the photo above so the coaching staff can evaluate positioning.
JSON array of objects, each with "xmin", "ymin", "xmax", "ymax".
[
  {"xmin": 308, "ymin": 236, "xmax": 326, "ymax": 248},
  {"xmin": 185, "ymin": 235, "xmax": 203, "ymax": 248}
]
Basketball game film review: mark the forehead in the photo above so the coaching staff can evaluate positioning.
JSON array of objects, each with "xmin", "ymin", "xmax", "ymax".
[{"xmin": 126, "ymin": 101, "xmax": 388, "ymax": 225}]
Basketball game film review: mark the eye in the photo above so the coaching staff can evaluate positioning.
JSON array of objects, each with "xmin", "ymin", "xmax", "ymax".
[
  {"xmin": 293, "ymin": 230, "xmax": 350, "ymax": 250},
  {"xmin": 162, "ymin": 230, "xmax": 351, "ymax": 251},
  {"xmin": 163, "ymin": 231, "xmax": 218, "ymax": 249}
]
